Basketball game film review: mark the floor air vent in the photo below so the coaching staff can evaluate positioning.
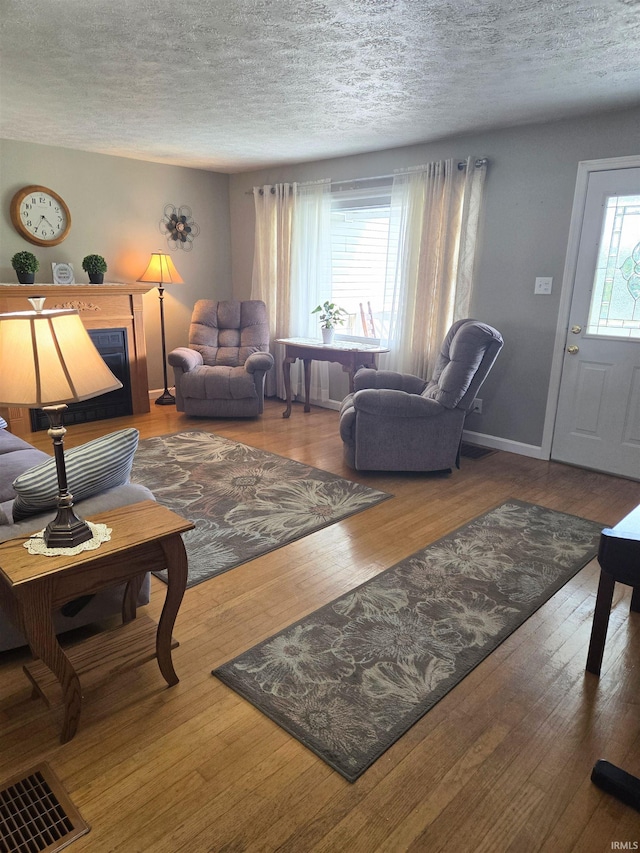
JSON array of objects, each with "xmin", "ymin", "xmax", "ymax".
[
  {"xmin": 0, "ymin": 763, "xmax": 89, "ymax": 853},
  {"xmin": 460, "ymin": 442, "xmax": 496, "ymax": 459}
]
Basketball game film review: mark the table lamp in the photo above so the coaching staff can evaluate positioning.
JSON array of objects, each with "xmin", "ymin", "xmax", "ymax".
[
  {"xmin": 0, "ymin": 298, "xmax": 122, "ymax": 547},
  {"xmin": 137, "ymin": 252, "xmax": 184, "ymax": 405}
]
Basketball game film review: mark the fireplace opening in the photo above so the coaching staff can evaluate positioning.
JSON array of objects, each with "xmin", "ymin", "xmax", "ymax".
[{"xmin": 30, "ymin": 328, "xmax": 133, "ymax": 431}]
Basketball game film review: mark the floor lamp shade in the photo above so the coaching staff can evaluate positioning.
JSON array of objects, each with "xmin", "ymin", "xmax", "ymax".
[
  {"xmin": 137, "ymin": 252, "xmax": 184, "ymax": 405},
  {"xmin": 0, "ymin": 302, "xmax": 123, "ymax": 547},
  {"xmin": 136, "ymin": 252, "xmax": 184, "ymax": 286}
]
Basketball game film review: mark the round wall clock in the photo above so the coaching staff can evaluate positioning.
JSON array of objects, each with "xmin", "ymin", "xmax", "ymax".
[{"xmin": 10, "ymin": 185, "xmax": 72, "ymax": 246}]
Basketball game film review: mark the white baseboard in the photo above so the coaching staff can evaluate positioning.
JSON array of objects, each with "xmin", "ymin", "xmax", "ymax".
[
  {"xmin": 462, "ymin": 429, "xmax": 548, "ymax": 460},
  {"xmin": 149, "ymin": 387, "xmax": 175, "ymax": 398}
]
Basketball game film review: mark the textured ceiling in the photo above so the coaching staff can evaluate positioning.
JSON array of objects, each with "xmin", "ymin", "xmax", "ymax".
[{"xmin": 1, "ymin": 0, "xmax": 639, "ymax": 173}]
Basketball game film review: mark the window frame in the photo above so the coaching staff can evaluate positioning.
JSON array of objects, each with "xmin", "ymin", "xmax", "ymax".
[{"xmin": 329, "ymin": 183, "xmax": 394, "ymax": 346}]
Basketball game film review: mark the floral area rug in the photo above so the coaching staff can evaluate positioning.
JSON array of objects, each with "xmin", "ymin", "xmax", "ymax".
[
  {"xmin": 130, "ymin": 431, "xmax": 390, "ymax": 588},
  {"xmin": 212, "ymin": 500, "xmax": 602, "ymax": 782}
]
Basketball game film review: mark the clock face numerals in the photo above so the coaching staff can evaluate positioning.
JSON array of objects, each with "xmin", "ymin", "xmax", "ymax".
[
  {"xmin": 10, "ymin": 185, "xmax": 72, "ymax": 246},
  {"xmin": 21, "ymin": 192, "xmax": 67, "ymax": 240}
]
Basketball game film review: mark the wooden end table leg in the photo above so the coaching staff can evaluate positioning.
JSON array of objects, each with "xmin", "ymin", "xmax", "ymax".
[
  {"xmin": 20, "ymin": 582, "xmax": 82, "ymax": 743},
  {"xmin": 156, "ymin": 534, "xmax": 189, "ymax": 686},
  {"xmin": 303, "ymin": 358, "xmax": 312, "ymax": 412},
  {"xmin": 586, "ymin": 570, "xmax": 616, "ymax": 676},
  {"xmin": 282, "ymin": 356, "xmax": 294, "ymax": 418},
  {"xmin": 122, "ymin": 572, "xmax": 147, "ymax": 623}
]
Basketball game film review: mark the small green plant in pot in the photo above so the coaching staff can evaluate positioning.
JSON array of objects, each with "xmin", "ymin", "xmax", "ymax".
[
  {"xmin": 312, "ymin": 301, "xmax": 348, "ymax": 344},
  {"xmin": 11, "ymin": 251, "xmax": 39, "ymax": 284},
  {"xmin": 82, "ymin": 254, "xmax": 107, "ymax": 284}
]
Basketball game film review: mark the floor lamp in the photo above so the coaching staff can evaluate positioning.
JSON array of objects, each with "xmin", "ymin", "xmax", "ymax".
[
  {"xmin": 0, "ymin": 298, "xmax": 123, "ymax": 547},
  {"xmin": 137, "ymin": 252, "xmax": 184, "ymax": 405}
]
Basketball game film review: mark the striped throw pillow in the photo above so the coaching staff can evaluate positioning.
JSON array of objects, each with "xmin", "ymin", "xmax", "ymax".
[{"xmin": 12, "ymin": 428, "xmax": 139, "ymax": 521}]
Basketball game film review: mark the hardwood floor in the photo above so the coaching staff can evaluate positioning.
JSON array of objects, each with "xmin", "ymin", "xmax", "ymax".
[{"xmin": 1, "ymin": 401, "xmax": 639, "ymax": 851}]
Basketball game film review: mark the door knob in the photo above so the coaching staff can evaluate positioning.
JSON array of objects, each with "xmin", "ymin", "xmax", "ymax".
[
  {"xmin": 570, "ymin": 325, "xmax": 582, "ymax": 334},
  {"xmin": 567, "ymin": 345, "xmax": 579, "ymax": 354}
]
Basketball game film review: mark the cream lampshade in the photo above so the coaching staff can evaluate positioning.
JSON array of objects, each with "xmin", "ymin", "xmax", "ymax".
[
  {"xmin": 137, "ymin": 252, "xmax": 184, "ymax": 405},
  {"xmin": 0, "ymin": 298, "xmax": 122, "ymax": 547}
]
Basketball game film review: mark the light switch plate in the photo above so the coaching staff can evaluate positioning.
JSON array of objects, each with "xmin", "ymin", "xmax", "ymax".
[{"xmin": 535, "ymin": 276, "xmax": 553, "ymax": 294}]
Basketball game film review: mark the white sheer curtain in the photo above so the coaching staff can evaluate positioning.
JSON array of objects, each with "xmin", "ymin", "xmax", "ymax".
[
  {"xmin": 381, "ymin": 156, "xmax": 487, "ymax": 377},
  {"xmin": 290, "ymin": 179, "xmax": 332, "ymax": 403},
  {"xmin": 251, "ymin": 183, "xmax": 297, "ymax": 398},
  {"xmin": 251, "ymin": 179, "xmax": 332, "ymax": 401}
]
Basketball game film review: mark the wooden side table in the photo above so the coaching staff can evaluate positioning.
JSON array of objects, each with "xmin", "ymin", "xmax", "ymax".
[
  {"xmin": 0, "ymin": 500, "xmax": 194, "ymax": 743},
  {"xmin": 276, "ymin": 337, "xmax": 389, "ymax": 418}
]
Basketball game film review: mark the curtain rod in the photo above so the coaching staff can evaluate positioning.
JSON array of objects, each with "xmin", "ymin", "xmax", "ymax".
[{"xmin": 246, "ymin": 158, "xmax": 489, "ymax": 195}]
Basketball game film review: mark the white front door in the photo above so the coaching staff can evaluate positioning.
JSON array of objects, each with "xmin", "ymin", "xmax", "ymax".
[{"xmin": 551, "ymin": 166, "xmax": 640, "ymax": 479}]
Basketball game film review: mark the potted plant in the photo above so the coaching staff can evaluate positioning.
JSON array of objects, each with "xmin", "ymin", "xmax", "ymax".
[
  {"xmin": 82, "ymin": 254, "xmax": 107, "ymax": 284},
  {"xmin": 11, "ymin": 251, "xmax": 39, "ymax": 284},
  {"xmin": 312, "ymin": 301, "xmax": 348, "ymax": 344}
]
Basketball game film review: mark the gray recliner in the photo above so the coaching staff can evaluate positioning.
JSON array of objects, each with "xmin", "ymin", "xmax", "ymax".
[
  {"xmin": 339, "ymin": 319, "xmax": 503, "ymax": 472},
  {"xmin": 168, "ymin": 300, "xmax": 274, "ymax": 418}
]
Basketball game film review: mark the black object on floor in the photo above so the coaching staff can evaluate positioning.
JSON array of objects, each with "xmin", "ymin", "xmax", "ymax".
[{"xmin": 591, "ymin": 759, "xmax": 640, "ymax": 811}]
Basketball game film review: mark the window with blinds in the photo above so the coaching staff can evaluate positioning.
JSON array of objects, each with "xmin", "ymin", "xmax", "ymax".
[{"xmin": 330, "ymin": 186, "xmax": 396, "ymax": 340}]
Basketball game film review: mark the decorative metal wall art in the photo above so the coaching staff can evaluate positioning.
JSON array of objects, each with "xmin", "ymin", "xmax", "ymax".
[{"xmin": 160, "ymin": 204, "xmax": 200, "ymax": 251}]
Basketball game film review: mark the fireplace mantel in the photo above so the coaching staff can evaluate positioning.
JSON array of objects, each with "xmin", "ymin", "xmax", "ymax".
[{"xmin": 0, "ymin": 282, "xmax": 154, "ymax": 437}]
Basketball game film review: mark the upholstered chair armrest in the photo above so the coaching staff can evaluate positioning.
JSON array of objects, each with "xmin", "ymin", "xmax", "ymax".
[
  {"xmin": 245, "ymin": 351, "xmax": 275, "ymax": 373},
  {"xmin": 353, "ymin": 368, "xmax": 427, "ymax": 395},
  {"xmin": 168, "ymin": 347, "xmax": 203, "ymax": 373},
  {"xmin": 353, "ymin": 388, "xmax": 444, "ymax": 418},
  {"xmin": 339, "ymin": 401, "xmax": 356, "ymax": 443}
]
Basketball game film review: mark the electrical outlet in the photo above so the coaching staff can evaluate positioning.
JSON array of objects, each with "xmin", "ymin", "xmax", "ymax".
[
  {"xmin": 534, "ymin": 276, "xmax": 553, "ymax": 294},
  {"xmin": 471, "ymin": 398, "xmax": 483, "ymax": 414}
]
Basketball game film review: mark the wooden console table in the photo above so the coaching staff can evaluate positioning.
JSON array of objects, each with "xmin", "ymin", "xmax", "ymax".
[
  {"xmin": 0, "ymin": 282, "xmax": 154, "ymax": 437},
  {"xmin": 277, "ymin": 337, "xmax": 389, "ymax": 418},
  {"xmin": 0, "ymin": 500, "xmax": 194, "ymax": 743}
]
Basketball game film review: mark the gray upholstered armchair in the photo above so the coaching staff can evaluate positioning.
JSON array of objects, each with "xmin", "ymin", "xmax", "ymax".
[
  {"xmin": 168, "ymin": 300, "xmax": 274, "ymax": 418},
  {"xmin": 339, "ymin": 319, "xmax": 503, "ymax": 472}
]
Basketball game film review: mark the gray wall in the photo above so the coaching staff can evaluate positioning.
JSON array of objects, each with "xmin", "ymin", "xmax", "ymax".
[
  {"xmin": 229, "ymin": 107, "xmax": 640, "ymax": 449},
  {"xmin": 3, "ymin": 108, "xmax": 638, "ymax": 444},
  {"xmin": 0, "ymin": 139, "xmax": 231, "ymax": 391}
]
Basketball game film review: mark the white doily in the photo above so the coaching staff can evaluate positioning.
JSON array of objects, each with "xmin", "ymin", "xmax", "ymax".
[{"xmin": 24, "ymin": 521, "xmax": 112, "ymax": 556}]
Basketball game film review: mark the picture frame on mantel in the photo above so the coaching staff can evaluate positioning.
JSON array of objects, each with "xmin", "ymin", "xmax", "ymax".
[{"xmin": 52, "ymin": 262, "xmax": 75, "ymax": 284}]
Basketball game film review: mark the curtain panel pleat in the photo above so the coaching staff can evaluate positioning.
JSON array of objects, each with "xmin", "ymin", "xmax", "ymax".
[
  {"xmin": 380, "ymin": 157, "xmax": 487, "ymax": 378},
  {"xmin": 251, "ymin": 183, "xmax": 297, "ymax": 398},
  {"xmin": 251, "ymin": 180, "xmax": 332, "ymax": 401}
]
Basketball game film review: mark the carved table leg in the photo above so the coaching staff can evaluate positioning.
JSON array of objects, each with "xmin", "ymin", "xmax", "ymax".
[
  {"xmin": 157, "ymin": 535, "xmax": 188, "ymax": 686},
  {"xmin": 303, "ymin": 358, "xmax": 312, "ymax": 412},
  {"xmin": 282, "ymin": 355, "xmax": 294, "ymax": 418},
  {"xmin": 20, "ymin": 580, "xmax": 82, "ymax": 743},
  {"xmin": 122, "ymin": 572, "xmax": 146, "ymax": 623}
]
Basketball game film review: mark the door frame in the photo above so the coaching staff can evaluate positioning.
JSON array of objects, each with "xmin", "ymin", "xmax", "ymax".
[{"xmin": 541, "ymin": 154, "xmax": 640, "ymax": 460}]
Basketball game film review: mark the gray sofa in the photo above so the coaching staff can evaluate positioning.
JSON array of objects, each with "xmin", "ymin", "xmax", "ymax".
[
  {"xmin": 339, "ymin": 319, "xmax": 504, "ymax": 472},
  {"xmin": 0, "ymin": 425, "xmax": 154, "ymax": 651},
  {"xmin": 168, "ymin": 300, "xmax": 274, "ymax": 418}
]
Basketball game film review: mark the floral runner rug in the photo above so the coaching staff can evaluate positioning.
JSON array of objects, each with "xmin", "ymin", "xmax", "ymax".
[
  {"xmin": 131, "ymin": 430, "xmax": 390, "ymax": 588},
  {"xmin": 212, "ymin": 500, "xmax": 602, "ymax": 782}
]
